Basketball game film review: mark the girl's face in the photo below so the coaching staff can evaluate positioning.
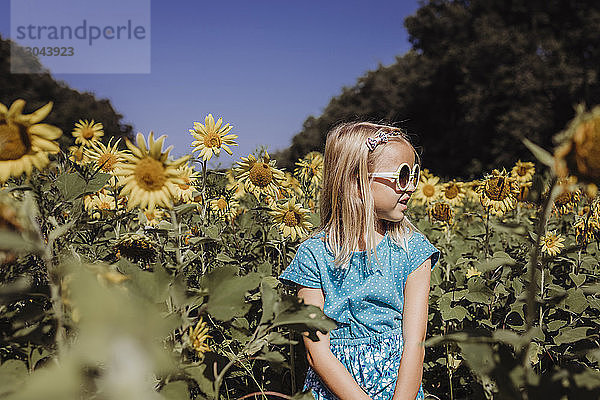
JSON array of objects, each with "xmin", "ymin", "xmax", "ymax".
[{"xmin": 369, "ymin": 141, "xmax": 417, "ymax": 227}]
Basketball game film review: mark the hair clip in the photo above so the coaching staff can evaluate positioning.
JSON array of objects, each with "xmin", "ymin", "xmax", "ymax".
[{"xmin": 365, "ymin": 129, "xmax": 403, "ymax": 151}]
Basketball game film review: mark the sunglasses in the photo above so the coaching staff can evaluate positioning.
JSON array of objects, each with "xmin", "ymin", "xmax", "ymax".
[{"xmin": 368, "ymin": 163, "xmax": 420, "ymax": 191}]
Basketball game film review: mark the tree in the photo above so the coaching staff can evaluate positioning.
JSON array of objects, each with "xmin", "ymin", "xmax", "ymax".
[
  {"xmin": 0, "ymin": 35, "xmax": 133, "ymax": 150},
  {"xmin": 275, "ymin": 0, "xmax": 600, "ymax": 179}
]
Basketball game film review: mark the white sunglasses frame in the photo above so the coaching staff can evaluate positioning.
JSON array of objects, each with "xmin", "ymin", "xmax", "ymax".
[{"xmin": 368, "ymin": 163, "xmax": 420, "ymax": 191}]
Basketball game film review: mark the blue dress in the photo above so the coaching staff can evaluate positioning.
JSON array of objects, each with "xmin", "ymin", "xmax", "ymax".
[{"xmin": 278, "ymin": 230, "xmax": 440, "ymax": 400}]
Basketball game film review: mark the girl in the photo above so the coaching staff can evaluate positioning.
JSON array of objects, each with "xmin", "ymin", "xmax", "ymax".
[{"xmin": 278, "ymin": 122, "xmax": 440, "ymax": 400}]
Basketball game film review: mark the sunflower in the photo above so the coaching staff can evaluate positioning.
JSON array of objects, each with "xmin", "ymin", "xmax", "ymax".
[
  {"xmin": 114, "ymin": 233, "xmax": 157, "ymax": 265},
  {"xmin": 209, "ymin": 195, "xmax": 239, "ymax": 221},
  {"xmin": 269, "ymin": 197, "xmax": 313, "ymax": 241},
  {"xmin": 411, "ymin": 174, "xmax": 442, "ymax": 206},
  {"xmin": 175, "ymin": 163, "xmax": 200, "ymax": 203},
  {"xmin": 465, "ymin": 266, "xmax": 482, "ymax": 279},
  {"xmin": 68, "ymin": 145, "xmax": 88, "ymax": 165},
  {"xmin": 554, "ymin": 104, "xmax": 600, "ymax": 186},
  {"xmin": 574, "ymin": 217, "xmax": 597, "ymax": 244},
  {"xmin": 574, "ymin": 201, "xmax": 600, "ymax": 243},
  {"xmin": 190, "ymin": 114, "xmax": 238, "ymax": 161},
  {"xmin": 477, "ymin": 169, "xmax": 520, "ymax": 214},
  {"xmin": 225, "ymin": 168, "xmax": 247, "ymax": 200},
  {"xmin": 234, "ymin": 151, "xmax": 286, "ymax": 201},
  {"xmin": 72, "ymin": 119, "xmax": 104, "ymax": 146},
  {"xmin": 511, "ymin": 160, "xmax": 536, "ymax": 183},
  {"xmin": 440, "ymin": 180, "xmax": 466, "ymax": 206},
  {"xmin": 116, "ymin": 132, "xmax": 190, "ymax": 211},
  {"xmin": 461, "ymin": 180, "xmax": 479, "ymax": 203},
  {"xmin": 84, "ymin": 189, "xmax": 115, "ymax": 219},
  {"xmin": 85, "ymin": 137, "xmax": 128, "ymax": 175},
  {"xmin": 540, "ymin": 231, "xmax": 565, "ymax": 256},
  {"xmin": 428, "ymin": 201, "xmax": 454, "ymax": 225},
  {"xmin": 188, "ymin": 317, "xmax": 211, "ymax": 356},
  {"xmin": 0, "ymin": 193, "xmax": 27, "ymax": 265},
  {"xmin": 420, "ymin": 168, "xmax": 434, "ymax": 180},
  {"xmin": 140, "ymin": 208, "xmax": 166, "ymax": 227},
  {"xmin": 280, "ymin": 171, "xmax": 304, "ymax": 199},
  {"xmin": 552, "ymin": 185, "xmax": 581, "ymax": 216},
  {"xmin": 0, "ymin": 99, "xmax": 62, "ymax": 183},
  {"xmin": 294, "ymin": 151, "xmax": 324, "ymax": 190}
]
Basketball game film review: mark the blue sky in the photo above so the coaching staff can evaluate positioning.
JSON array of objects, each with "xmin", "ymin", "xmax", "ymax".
[{"xmin": 1, "ymin": 0, "xmax": 420, "ymax": 169}]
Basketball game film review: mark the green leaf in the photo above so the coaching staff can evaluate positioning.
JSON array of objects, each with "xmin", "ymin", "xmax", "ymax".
[
  {"xmin": 573, "ymin": 369, "xmax": 600, "ymax": 390},
  {"xmin": 522, "ymin": 138, "xmax": 554, "ymax": 167},
  {"xmin": 291, "ymin": 390, "xmax": 317, "ymax": 400},
  {"xmin": 201, "ymin": 266, "xmax": 261, "ymax": 321},
  {"xmin": 569, "ymin": 273, "xmax": 586, "ymax": 287},
  {"xmin": 271, "ymin": 296, "xmax": 337, "ymax": 341},
  {"xmin": 118, "ymin": 260, "xmax": 173, "ymax": 303},
  {"xmin": 458, "ymin": 343, "xmax": 496, "ymax": 375},
  {"xmin": 216, "ymin": 252, "xmax": 236, "ymax": 263},
  {"xmin": 465, "ymin": 279, "xmax": 494, "ymax": 303},
  {"xmin": 553, "ymin": 326, "xmax": 590, "ymax": 345},
  {"xmin": 558, "ymin": 288, "xmax": 588, "ymax": 314},
  {"xmin": 439, "ymin": 296, "xmax": 469, "ymax": 322},
  {"xmin": 56, "ymin": 172, "xmax": 111, "ymax": 201},
  {"xmin": 160, "ymin": 381, "xmax": 190, "ymax": 400},
  {"xmin": 476, "ymin": 252, "xmax": 516, "ymax": 273},
  {"xmin": 546, "ymin": 320, "xmax": 567, "ymax": 333},
  {"xmin": 0, "ymin": 231, "xmax": 41, "ymax": 253},
  {"xmin": 259, "ymin": 279, "xmax": 277, "ymax": 325},
  {"xmin": 255, "ymin": 350, "xmax": 286, "ymax": 363},
  {"xmin": 266, "ymin": 331, "xmax": 298, "ymax": 345},
  {"xmin": 0, "ymin": 360, "xmax": 28, "ymax": 397}
]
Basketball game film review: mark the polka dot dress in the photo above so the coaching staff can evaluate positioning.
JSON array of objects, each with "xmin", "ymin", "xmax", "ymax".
[{"xmin": 278, "ymin": 230, "xmax": 440, "ymax": 400}]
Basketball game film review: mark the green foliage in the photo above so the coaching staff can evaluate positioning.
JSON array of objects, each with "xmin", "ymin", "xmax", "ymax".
[
  {"xmin": 0, "ymin": 36, "xmax": 133, "ymax": 149},
  {"xmin": 276, "ymin": 0, "xmax": 600, "ymax": 179},
  {"xmin": 0, "ymin": 152, "xmax": 332, "ymax": 400}
]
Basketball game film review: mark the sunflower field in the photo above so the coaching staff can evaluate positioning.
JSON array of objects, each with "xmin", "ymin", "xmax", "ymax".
[{"xmin": 0, "ymin": 98, "xmax": 599, "ymax": 400}]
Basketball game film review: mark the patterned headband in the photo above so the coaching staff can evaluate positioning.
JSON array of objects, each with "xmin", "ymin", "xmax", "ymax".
[{"xmin": 365, "ymin": 129, "xmax": 404, "ymax": 151}]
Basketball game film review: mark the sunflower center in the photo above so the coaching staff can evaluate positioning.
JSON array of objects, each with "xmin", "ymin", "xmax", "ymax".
[
  {"xmin": 444, "ymin": 184, "xmax": 459, "ymax": 199},
  {"xmin": 555, "ymin": 190, "xmax": 574, "ymax": 206},
  {"xmin": 422, "ymin": 184, "xmax": 435, "ymax": 197},
  {"xmin": 283, "ymin": 210, "xmax": 300, "ymax": 227},
  {"xmin": 203, "ymin": 132, "xmax": 222, "ymax": 148},
  {"xmin": 134, "ymin": 157, "xmax": 167, "ymax": 191},
  {"xmin": 72, "ymin": 147, "xmax": 84, "ymax": 162},
  {"xmin": 81, "ymin": 126, "xmax": 96, "ymax": 139},
  {"xmin": 543, "ymin": 235, "xmax": 558, "ymax": 248},
  {"xmin": 431, "ymin": 203, "xmax": 452, "ymax": 222},
  {"xmin": 97, "ymin": 153, "xmax": 118, "ymax": 172},
  {"xmin": 517, "ymin": 166, "xmax": 529, "ymax": 176},
  {"xmin": 97, "ymin": 201, "xmax": 112, "ymax": 210},
  {"xmin": 216, "ymin": 197, "xmax": 228, "ymax": 210},
  {"xmin": 484, "ymin": 177, "xmax": 510, "ymax": 201},
  {"xmin": 0, "ymin": 123, "xmax": 30, "ymax": 161},
  {"xmin": 249, "ymin": 163, "xmax": 273, "ymax": 187},
  {"xmin": 178, "ymin": 177, "xmax": 191, "ymax": 190}
]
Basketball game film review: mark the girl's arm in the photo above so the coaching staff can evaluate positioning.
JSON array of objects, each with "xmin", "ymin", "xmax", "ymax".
[
  {"xmin": 392, "ymin": 258, "xmax": 432, "ymax": 400},
  {"xmin": 297, "ymin": 285, "xmax": 373, "ymax": 400}
]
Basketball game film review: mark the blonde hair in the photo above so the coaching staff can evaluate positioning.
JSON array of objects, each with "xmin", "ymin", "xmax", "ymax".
[{"xmin": 309, "ymin": 121, "xmax": 421, "ymax": 269}]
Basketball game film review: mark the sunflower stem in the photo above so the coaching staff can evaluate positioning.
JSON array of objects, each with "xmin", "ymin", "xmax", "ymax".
[
  {"xmin": 526, "ymin": 176, "xmax": 557, "ymax": 331},
  {"xmin": 170, "ymin": 209, "xmax": 183, "ymax": 265},
  {"xmin": 484, "ymin": 207, "xmax": 490, "ymax": 258}
]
